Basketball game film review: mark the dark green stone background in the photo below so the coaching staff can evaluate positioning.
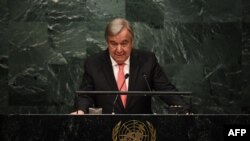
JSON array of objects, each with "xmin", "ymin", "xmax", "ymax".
[{"xmin": 0, "ymin": 0, "xmax": 249, "ymax": 114}]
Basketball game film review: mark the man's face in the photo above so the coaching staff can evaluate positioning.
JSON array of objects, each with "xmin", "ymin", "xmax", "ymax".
[{"xmin": 107, "ymin": 28, "xmax": 133, "ymax": 65}]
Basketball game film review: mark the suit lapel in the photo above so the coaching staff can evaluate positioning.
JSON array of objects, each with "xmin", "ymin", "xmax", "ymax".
[
  {"xmin": 126, "ymin": 50, "xmax": 140, "ymax": 108},
  {"xmin": 101, "ymin": 50, "xmax": 118, "ymax": 91},
  {"xmin": 101, "ymin": 50, "xmax": 125, "ymax": 111},
  {"xmin": 128, "ymin": 51, "xmax": 140, "ymax": 91}
]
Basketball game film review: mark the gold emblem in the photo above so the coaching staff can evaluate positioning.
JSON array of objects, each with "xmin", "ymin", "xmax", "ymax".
[{"xmin": 112, "ymin": 120, "xmax": 156, "ymax": 141}]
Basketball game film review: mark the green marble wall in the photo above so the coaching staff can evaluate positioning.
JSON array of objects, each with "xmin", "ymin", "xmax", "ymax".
[{"xmin": 0, "ymin": 0, "xmax": 249, "ymax": 114}]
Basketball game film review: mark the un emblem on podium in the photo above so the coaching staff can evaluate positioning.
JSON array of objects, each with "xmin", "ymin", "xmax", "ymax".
[{"xmin": 112, "ymin": 120, "xmax": 156, "ymax": 141}]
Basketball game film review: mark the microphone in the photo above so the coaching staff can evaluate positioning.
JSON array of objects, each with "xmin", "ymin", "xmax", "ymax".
[
  {"xmin": 112, "ymin": 73, "xmax": 129, "ymax": 114},
  {"xmin": 143, "ymin": 74, "xmax": 152, "ymax": 91}
]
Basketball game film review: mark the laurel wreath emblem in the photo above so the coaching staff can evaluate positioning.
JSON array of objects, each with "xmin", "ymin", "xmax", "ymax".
[
  {"xmin": 112, "ymin": 120, "xmax": 156, "ymax": 141},
  {"xmin": 147, "ymin": 121, "xmax": 156, "ymax": 141},
  {"xmin": 112, "ymin": 121, "xmax": 121, "ymax": 141}
]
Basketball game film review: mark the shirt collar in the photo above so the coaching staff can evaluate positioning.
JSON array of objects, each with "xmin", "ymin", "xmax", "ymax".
[{"xmin": 110, "ymin": 56, "xmax": 130, "ymax": 67}]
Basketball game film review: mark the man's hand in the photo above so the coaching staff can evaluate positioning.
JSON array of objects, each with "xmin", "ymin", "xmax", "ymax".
[{"xmin": 70, "ymin": 110, "xmax": 85, "ymax": 115}]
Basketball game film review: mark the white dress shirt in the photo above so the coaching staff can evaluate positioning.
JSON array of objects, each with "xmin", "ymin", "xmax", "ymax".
[{"xmin": 110, "ymin": 56, "xmax": 130, "ymax": 90}]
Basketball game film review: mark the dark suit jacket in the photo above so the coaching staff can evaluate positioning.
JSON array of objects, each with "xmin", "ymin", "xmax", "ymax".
[{"xmin": 77, "ymin": 49, "xmax": 186, "ymax": 114}]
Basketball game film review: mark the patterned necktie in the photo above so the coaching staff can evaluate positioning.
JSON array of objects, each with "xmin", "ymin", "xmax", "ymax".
[{"xmin": 117, "ymin": 64, "xmax": 127, "ymax": 108}]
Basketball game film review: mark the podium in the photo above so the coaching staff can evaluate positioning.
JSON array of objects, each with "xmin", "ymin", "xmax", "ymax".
[
  {"xmin": 1, "ymin": 115, "xmax": 250, "ymax": 140},
  {"xmin": 75, "ymin": 91, "xmax": 192, "ymax": 114}
]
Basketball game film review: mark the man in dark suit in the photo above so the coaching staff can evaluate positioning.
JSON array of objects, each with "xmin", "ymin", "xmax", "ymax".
[{"xmin": 72, "ymin": 18, "xmax": 187, "ymax": 114}]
